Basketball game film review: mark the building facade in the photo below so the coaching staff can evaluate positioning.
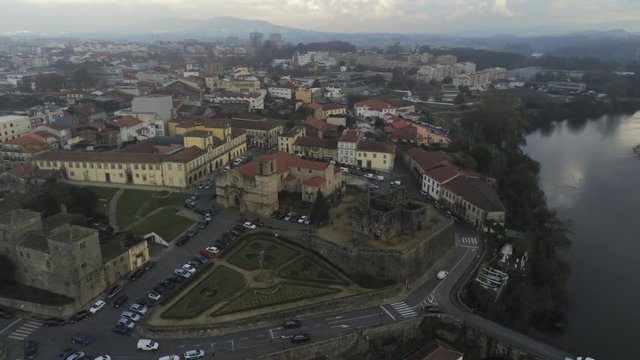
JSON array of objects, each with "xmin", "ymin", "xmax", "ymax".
[
  {"xmin": 278, "ymin": 126, "xmax": 306, "ymax": 153},
  {"xmin": 356, "ymin": 141, "xmax": 396, "ymax": 172},
  {"xmin": 230, "ymin": 119, "xmax": 283, "ymax": 149},
  {"xmin": 0, "ymin": 115, "xmax": 32, "ymax": 143},
  {"xmin": 441, "ymin": 176, "xmax": 505, "ymax": 231},
  {"xmin": 216, "ymin": 152, "xmax": 343, "ymax": 216},
  {"xmin": 337, "ymin": 130, "xmax": 361, "ymax": 165}
]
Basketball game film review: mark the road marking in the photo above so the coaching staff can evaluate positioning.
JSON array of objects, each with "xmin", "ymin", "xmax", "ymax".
[
  {"xmin": 416, "ymin": 247, "xmax": 471, "ymax": 306},
  {"xmin": 325, "ymin": 316, "xmax": 343, "ymax": 320},
  {"xmin": 327, "ymin": 313, "xmax": 378, "ymax": 324},
  {"xmin": 240, "ymin": 337, "xmax": 249, "ymax": 340},
  {"xmin": 330, "ymin": 324, "xmax": 350, "ymax": 329},
  {"xmin": 391, "ymin": 302, "xmax": 418, "ymax": 318},
  {"xmin": 7, "ymin": 335, "xmax": 26, "ymax": 340},
  {"xmin": 0, "ymin": 318, "xmax": 21, "ymax": 335},
  {"xmin": 379, "ymin": 305, "xmax": 396, "ymax": 321}
]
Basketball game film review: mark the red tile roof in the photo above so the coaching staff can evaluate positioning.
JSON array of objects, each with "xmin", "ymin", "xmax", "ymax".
[
  {"xmin": 388, "ymin": 126, "xmax": 418, "ymax": 141},
  {"xmin": 405, "ymin": 148, "xmax": 452, "ymax": 173},
  {"xmin": 237, "ymin": 152, "xmax": 329, "ymax": 179},
  {"xmin": 285, "ymin": 173, "xmax": 297, "ymax": 182},
  {"xmin": 7, "ymin": 163, "xmax": 37, "ymax": 178},
  {"xmin": 355, "ymin": 100, "xmax": 395, "ymax": 111},
  {"xmin": 319, "ymin": 103, "xmax": 344, "ymax": 111},
  {"xmin": 307, "ymin": 103, "xmax": 322, "ymax": 110},
  {"xmin": 303, "ymin": 176, "xmax": 325, "ymax": 188},
  {"xmin": 108, "ymin": 116, "xmax": 143, "ymax": 128},
  {"xmin": 356, "ymin": 141, "xmax": 396, "ymax": 154},
  {"xmin": 424, "ymin": 164, "xmax": 460, "ymax": 183},
  {"xmin": 339, "ymin": 130, "xmax": 360, "ymax": 143},
  {"xmin": 231, "ymin": 119, "xmax": 282, "ymax": 131}
]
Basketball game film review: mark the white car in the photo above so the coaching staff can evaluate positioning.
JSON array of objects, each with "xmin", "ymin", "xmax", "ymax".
[
  {"xmin": 390, "ymin": 180, "xmax": 401, "ymax": 187},
  {"xmin": 206, "ymin": 246, "xmax": 220, "ymax": 255},
  {"xmin": 374, "ymin": 175, "xmax": 384, "ymax": 181},
  {"xmin": 205, "ymin": 213, "xmax": 212, "ymax": 221},
  {"xmin": 174, "ymin": 268, "xmax": 192, "ymax": 278},
  {"xmin": 148, "ymin": 291, "xmax": 162, "ymax": 301},
  {"xmin": 158, "ymin": 356, "xmax": 180, "ymax": 360},
  {"xmin": 243, "ymin": 222, "xmax": 256, "ymax": 229},
  {"xmin": 137, "ymin": 339, "xmax": 159, "ymax": 351},
  {"xmin": 94, "ymin": 356, "xmax": 111, "ymax": 360},
  {"xmin": 182, "ymin": 264, "xmax": 197, "ymax": 274},
  {"xmin": 89, "ymin": 300, "xmax": 105, "ymax": 314},
  {"xmin": 184, "ymin": 349, "xmax": 205, "ymax": 359},
  {"xmin": 118, "ymin": 317, "xmax": 135, "ymax": 329},
  {"xmin": 339, "ymin": 167, "xmax": 349, "ymax": 173},
  {"xmin": 297, "ymin": 215, "xmax": 308, "ymax": 224},
  {"xmin": 121, "ymin": 311, "xmax": 141, "ymax": 322},
  {"xmin": 223, "ymin": 165, "xmax": 231, "ymax": 171},
  {"xmin": 437, "ymin": 271, "xmax": 449, "ymax": 280},
  {"xmin": 364, "ymin": 173, "xmax": 374, "ymax": 179},
  {"xmin": 66, "ymin": 352, "xmax": 86, "ymax": 360},
  {"xmin": 130, "ymin": 303, "xmax": 148, "ymax": 315}
]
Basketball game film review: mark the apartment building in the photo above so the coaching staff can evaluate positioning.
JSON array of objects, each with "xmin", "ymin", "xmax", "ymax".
[
  {"xmin": 337, "ymin": 130, "xmax": 362, "ymax": 165},
  {"xmin": 356, "ymin": 141, "xmax": 396, "ymax": 172},
  {"xmin": 230, "ymin": 119, "xmax": 283, "ymax": 148},
  {"xmin": 0, "ymin": 115, "xmax": 32, "ymax": 142},
  {"xmin": 278, "ymin": 126, "xmax": 306, "ymax": 153}
]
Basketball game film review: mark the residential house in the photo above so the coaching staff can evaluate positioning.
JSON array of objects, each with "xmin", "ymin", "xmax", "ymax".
[
  {"xmin": 230, "ymin": 119, "xmax": 283, "ymax": 149},
  {"xmin": 356, "ymin": 141, "xmax": 396, "ymax": 172},
  {"xmin": 0, "ymin": 115, "xmax": 32, "ymax": 142},
  {"xmin": 278, "ymin": 126, "xmax": 305, "ymax": 153},
  {"xmin": 291, "ymin": 136, "xmax": 337, "ymax": 161},
  {"xmin": 0, "ymin": 133, "xmax": 53, "ymax": 165},
  {"xmin": 0, "ymin": 163, "xmax": 57, "ymax": 194},
  {"xmin": 303, "ymin": 118, "xmax": 339, "ymax": 139},
  {"xmin": 307, "ymin": 103, "xmax": 346, "ymax": 119},
  {"xmin": 354, "ymin": 100, "xmax": 396, "ymax": 120},
  {"xmin": 441, "ymin": 175, "xmax": 506, "ymax": 231},
  {"xmin": 401, "ymin": 148, "xmax": 453, "ymax": 185},
  {"xmin": 337, "ymin": 130, "xmax": 362, "ymax": 165},
  {"xmin": 207, "ymin": 91, "xmax": 265, "ymax": 111},
  {"xmin": 106, "ymin": 116, "xmax": 156, "ymax": 145}
]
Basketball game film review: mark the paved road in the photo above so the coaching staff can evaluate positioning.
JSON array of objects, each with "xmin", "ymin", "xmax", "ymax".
[{"xmin": 1, "ymin": 166, "xmax": 574, "ymax": 360}]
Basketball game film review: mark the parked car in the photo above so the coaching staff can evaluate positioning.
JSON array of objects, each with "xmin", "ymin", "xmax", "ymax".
[
  {"xmin": 112, "ymin": 294, "xmax": 128, "ymax": 309},
  {"xmin": 121, "ymin": 311, "xmax": 141, "ymax": 322},
  {"xmin": 290, "ymin": 333, "xmax": 311, "ymax": 343},
  {"xmin": 369, "ymin": 184, "xmax": 379, "ymax": 191},
  {"xmin": 364, "ymin": 173, "xmax": 374, "ymax": 179},
  {"xmin": 153, "ymin": 284, "xmax": 168, "ymax": 295},
  {"xmin": 297, "ymin": 216, "xmax": 308, "ymax": 224},
  {"xmin": 243, "ymin": 221, "xmax": 256, "ymax": 229},
  {"xmin": 94, "ymin": 355, "xmax": 112, "ymax": 360},
  {"xmin": 198, "ymin": 221, "xmax": 208, "ymax": 229},
  {"xmin": 420, "ymin": 305, "xmax": 442, "ymax": 314},
  {"xmin": 23, "ymin": 340, "xmax": 37, "ymax": 360},
  {"xmin": 69, "ymin": 310, "xmax": 91, "ymax": 323},
  {"xmin": 130, "ymin": 303, "xmax": 148, "ymax": 315},
  {"xmin": 166, "ymin": 275, "xmax": 185, "ymax": 285},
  {"xmin": 199, "ymin": 248, "xmax": 215, "ymax": 259},
  {"xmin": 158, "ymin": 356, "xmax": 180, "ymax": 360},
  {"xmin": 230, "ymin": 230, "xmax": 240, "ymax": 237},
  {"xmin": 129, "ymin": 268, "xmax": 146, "ymax": 281},
  {"xmin": 176, "ymin": 235, "xmax": 189, "ymax": 246},
  {"xmin": 106, "ymin": 284, "xmax": 123, "ymax": 299},
  {"xmin": 43, "ymin": 317, "xmax": 66, "ymax": 327},
  {"xmin": 88, "ymin": 299, "xmax": 106, "ymax": 314},
  {"xmin": 191, "ymin": 254, "xmax": 209, "ymax": 264},
  {"xmin": 55, "ymin": 348, "xmax": 75, "ymax": 360},
  {"xmin": 182, "ymin": 264, "xmax": 197, "ymax": 274},
  {"xmin": 174, "ymin": 268, "xmax": 192, "ymax": 279},
  {"xmin": 437, "ymin": 271, "xmax": 449, "ymax": 280},
  {"xmin": 71, "ymin": 334, "xmax": 92, "ymax": 346},
  {"xmin": 390, "ymin": 180, "xmax": 401, "ymax": 187},
  {"xmin": 148, "ymin": 292, "xmax": 162, "ymax": 301},
  {"xmin": 64, "ymin": 351, "xmax": 86, "ymax": 360},
  {"xmin": 136, "ymin": 339, "xmax": 159, "ymax": 351},
  {"xmin": 184, "ymin": 349, "xmax": 205, "ymax": 359},
  {"xmin": 205, "ymin": 213, "xmax": 212, "ymax": 221},
  {"xmin": 118, "ymin": 318, "xmax": 136, "ymax": 329},
  {"xmin": 206, "ymin": 246, "xmax": 221, "ymax": 255},
  {"xmin": 282, "ymin": 319, "xmax": 301, "ymax": 329},
  {"xmin": 112, "ymin": 324, "xmax": 132, "ymax": 336},
  {"xmin": 374, "ymin": 174, "xmax": 384, "ymax": 181}
]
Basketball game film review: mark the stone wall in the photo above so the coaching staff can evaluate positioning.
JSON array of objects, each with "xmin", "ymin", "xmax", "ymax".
[
  {"xmin": 281, "ymin": 219, "xmax": 454, "ymax": 282},
  {"xmin": 0, "ymin": 296, "xmax": 79, "ymax": 318}
]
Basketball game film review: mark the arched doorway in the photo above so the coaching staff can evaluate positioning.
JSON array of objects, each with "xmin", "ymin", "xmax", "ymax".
[{"xmin": 234, "ymin": 194, "xmax": 240, "ymax": 206}]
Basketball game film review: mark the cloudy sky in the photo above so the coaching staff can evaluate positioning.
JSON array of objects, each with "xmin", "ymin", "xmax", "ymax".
[{"xmin": 0, "ymin": 0, "xmax": 639, "ymax": 35}]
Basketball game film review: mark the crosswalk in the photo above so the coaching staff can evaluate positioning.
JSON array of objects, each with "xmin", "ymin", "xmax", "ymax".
[
  {"xmin": 6, "ymin": 320, "xmax": 41, "ymax": 341},
  {"xmin": 391, "ymin": 302, "xmax": 418, "ymax": 318},
  {"xmin": 459, "ymin": 234, "xmax": 478, "ymax": 247}
]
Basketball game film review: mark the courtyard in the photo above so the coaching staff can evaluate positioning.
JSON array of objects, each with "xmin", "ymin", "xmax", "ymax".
[{"xmin": 153, "ymin": 234, "xmax": 368, "ymax": 325}]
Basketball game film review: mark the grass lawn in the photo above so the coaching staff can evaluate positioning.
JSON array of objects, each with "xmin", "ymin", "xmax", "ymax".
[
  {"xmin": 227, "ymin": 238, "xmax": 300, "ymax": 271},
  {"xmin": 86, "ymin": 186, "xmax": 119, "ymax": 217},
  {"xmin": 162, "ymin": 266, "xmax": 246, "ymax": 319},
  {"xmin": 116, "ymin": 189, "xmax": 188, "ymax": 229},
  {"xmin": 279, "ymin": 256, "xmax": 348, "ymax": 286},
  {"xmin": 215, "ymin": 282, "xmax": 339, "ymax": 315},
  {"xmin": 130, "ymin": 207, "xmax": 195, "ymax": 241},
  {"xmin": 0, "ymin": 193, "xmax": 25, "ymax": 216}
]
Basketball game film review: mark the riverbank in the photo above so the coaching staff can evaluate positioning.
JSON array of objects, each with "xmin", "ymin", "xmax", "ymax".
[{"xmin": 633, "ymin": 144, "xmax": 640, "ymax": 158}]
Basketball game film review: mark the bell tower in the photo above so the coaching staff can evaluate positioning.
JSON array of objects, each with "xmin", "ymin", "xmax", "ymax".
[{"xmin": 256, "ymin": 157, "xmax": 276, "ymax": 176}]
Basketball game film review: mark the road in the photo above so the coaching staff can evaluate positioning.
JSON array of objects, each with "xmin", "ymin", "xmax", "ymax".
[{"xmin": 0, "ymin": 160, "xmax": 574, "ymax": 360}]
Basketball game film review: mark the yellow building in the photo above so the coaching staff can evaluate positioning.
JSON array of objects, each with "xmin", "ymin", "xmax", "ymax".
[
  {"xmin": 278, "ymin": 126, "xmax": 306, "ymax": 153},
  {"xmin": 356, "ymin": 141, "xmax": 396, "ymax": 173},
  {"xmin": 295, "ymin": 89, "xmax": 313, "ymax": 104},
  {"xmin": 33, "ymin": 119, "xmax": 246, "ymax": 188},
  {"xmin": 102, "ymin": 236, "xmax": 149, "ymax": 286}
]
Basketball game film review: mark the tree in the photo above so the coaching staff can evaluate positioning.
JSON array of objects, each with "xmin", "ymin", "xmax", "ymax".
[
  {"xmin": 0, "ymin": 255, "xmax": 16, "ymax": 286},
  {"xmin": 73, "ymin": 67, "xmax": 95, "ymax": 88},
  {"xmin": 17, "ymin": 78, "xmax": 33, "ymax": 93},
  {"xmin": 311, "ymin": 191, "xmax": 330, "ymax": 225},
  {"xmin": 34, "ymin": 73, "xmax": 66, "ymax": 92},
  {"xmin": 367, "ymin": 74, "xmax": 387, "ymax": 87},
  {"xmin": 374, "ymin": 118, "xmax": 385, "ymax": 128},
  {"xmin": 453, "ymin": 93, "xmax": 466, "ymax": 105}
]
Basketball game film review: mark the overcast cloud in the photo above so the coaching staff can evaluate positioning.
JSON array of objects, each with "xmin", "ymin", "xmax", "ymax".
[{"xmin": 1, "ymin": 0, "xmax": 639, "ymax": 35}]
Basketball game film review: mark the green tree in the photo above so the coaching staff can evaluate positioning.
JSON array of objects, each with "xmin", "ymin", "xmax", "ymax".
[
  {"xmin": 453, "ymin": 93, "xmax": 465, "ymax": 105},
  {"xmin": 34, "ymin": 73, "xmax": 66, "ymax": 92},
  {"xmin": 374, "ymin": 118, "xmax": 385, "ymax": 128},
  {"xmin": 311, "ymin": 191, "xmax": 330, "ymax": 225},
  {"xmin": 72, "ymin": 67, "xmax": 95, "ymax": 88}
]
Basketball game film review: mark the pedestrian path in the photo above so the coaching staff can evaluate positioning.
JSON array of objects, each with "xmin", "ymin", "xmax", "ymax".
[
  {"xmin": 390, "ymin": 302, "xmax": 418, "ymax": 318},
  {"xmin": 6, "ymin": 320, "xmax": 41, "ymax": 341},
  {"xmin": 459, "ymin": 234, "xmax": 478, "ymax": 247}
]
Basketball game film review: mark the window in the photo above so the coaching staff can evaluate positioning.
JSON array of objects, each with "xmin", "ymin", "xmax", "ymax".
[
  {"xmin": 81, "ymin": 262, "xmax": 87, "ymax": 269},
  {"xmin": 70, "ymin": 171, "xmax": 75, "ymax": 176},
  {"xmin": 89, "ymin": 164, "xmax": 93, "ymax": 169},
  {"xmin": 110, "ymin": 164, "xmax": 115, "ymax": 169},
  {"xmin": 80, "ymin": 242, "xmax": 86, "ymax": 249},
  {"xmin": 134, "ymin": 164, "xmax": 139, "ymax": 170},
  {"xmin": 118, "ymin": 164, "xmax": 122, "ymax": 169},
  {"xmin": 167, "ymin": 164, "xmax": 172, "ymax": 170},
  {"xmin": 373, "ymin": 154, "xmax": 377, "ymax": 158},
  {"xmin": 19, "ymin": 251, "xmax": 23, "ymax": 257}
]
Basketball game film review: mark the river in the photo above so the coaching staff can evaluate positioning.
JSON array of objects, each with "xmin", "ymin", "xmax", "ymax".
[{"xmin": 523, "ymin": 111, "xmax": 640, "ymax": 359}]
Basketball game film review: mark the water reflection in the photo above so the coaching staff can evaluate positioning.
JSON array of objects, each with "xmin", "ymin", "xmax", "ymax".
[{"xmin": 523, "ymin": 112, "xmax": 640, "ymax": 359}]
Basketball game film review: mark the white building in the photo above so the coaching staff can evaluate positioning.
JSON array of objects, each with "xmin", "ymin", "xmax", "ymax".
[
  {"xmin": 417, "ymin": 64, "xmax": 453, "ymax": 81},
  {"xmin": 107, "ymin": 116, "xmax": 156, "ymax": 144},
  {"xmin": 268, "ymin": 86, "xmax": 295, "ymax": 100},
  {"xmin": 210, "ymin": 92, "xmax": 265, "ymax": 111},
  {"xmin": 423, "ymin": 164, "xmax": 460, "ymax": 200},
  {"xmin": 354, "ymin": 100, "xmax": 397, "ymax": 119},
  {"xmin": 0, "ymin": 115, "xmax": 32, "ymax": 143},
  {"xmin": 324, "ymin": 86, "xmax": 343, "ymax": 99},
  {"xmin": 337, "ymin": 130, "xmax": 361, "ymax": 166},
  {"xmin": 293, "ymin": 51, "xmax": 315, "ymax": 66},
  {"xmin": 454, "ymin": 62, "xmax": 477, "ymax": 75}
]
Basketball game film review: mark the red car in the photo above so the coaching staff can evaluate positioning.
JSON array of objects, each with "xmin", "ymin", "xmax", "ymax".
[{"xmin": 199, "ymin": 249, "xmax": 214, "ymax": 259}]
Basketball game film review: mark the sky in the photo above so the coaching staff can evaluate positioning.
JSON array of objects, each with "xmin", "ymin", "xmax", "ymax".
[{"xmin": 0, "ymin": 0, "xmax": 639, "ymax": 35}]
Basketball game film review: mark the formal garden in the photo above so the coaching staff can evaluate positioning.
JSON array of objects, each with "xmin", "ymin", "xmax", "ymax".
[{"xmin": 159, "ymin": 234, "xmax": 364, "ymax": 322}]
